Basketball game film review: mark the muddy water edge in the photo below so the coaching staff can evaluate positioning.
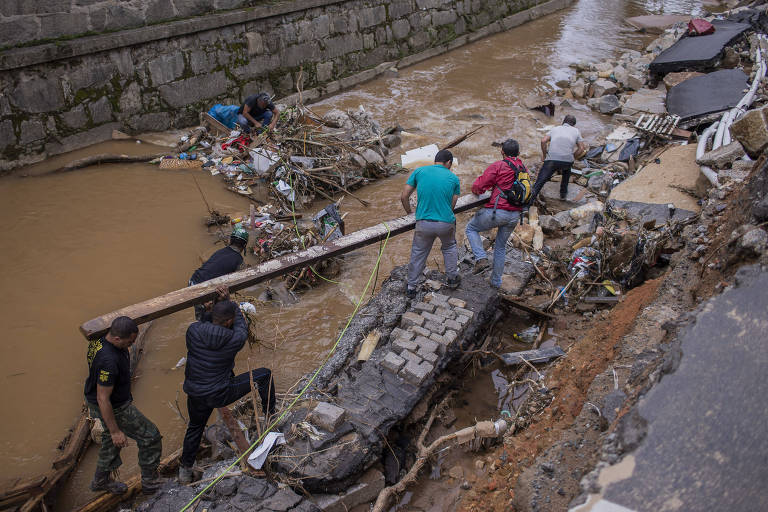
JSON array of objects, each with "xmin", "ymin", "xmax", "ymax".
[{"xmin": 0, "ymin": 0, "xmax": 714, "ymax": 508}]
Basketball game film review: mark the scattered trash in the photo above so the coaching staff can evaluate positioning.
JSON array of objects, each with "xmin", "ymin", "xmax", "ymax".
[{"xmin": 247, "ymin": 432, "xmax": 286, "ymax": 470}]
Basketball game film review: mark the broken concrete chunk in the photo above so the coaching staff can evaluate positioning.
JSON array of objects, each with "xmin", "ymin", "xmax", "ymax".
[
  {"xmin": 309, "ymin": 402, "xmax": 346, "ymax": 432},
  {"xmin": 622, "ymin": 88, "xmax": 666, "ymax": 116},
  {"xmin": 730, "ymin": 105, "xmax": 768, "ymax": 158},
  {"xmin": 447, "ymin": 297, "xmax": 467, "ymax": 308},
  {"xmin": 599, "ymin": 94, "xmax": 621, "ymax": 114},
  {"xmin": 401, "ymin": 311, "xmax": 424, "ymax": 328},
  {"xmin": 381, "ymin": 351, "xmax": 406, "ymax": 374},
  {"xmin": 696, "ymin": 141, "xmax": 746, "ymax": 169}
]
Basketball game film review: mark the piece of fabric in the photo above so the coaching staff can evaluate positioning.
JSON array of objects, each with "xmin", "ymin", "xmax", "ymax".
[
  {"xmin": 466, "ymin": 208, "xmax": 521, "ymax": 287},
  {"xmin": 238, "ymin": 94, "xmax": 275, "ymax": 116},
  {"xmin": 183, "ymin": 311, "xmax": 249, "ymax": 397},
  {"xmin": 88, "ymin": 402, "xmax": 162, "ymax": 473},
  {"xmin": 247, "ymin": 432, "xmax": 286, "ymax": 470},
  {"xmin": 471, "ymin": 158, "xmax": 526, "ymax": 212},
  {"xmin": 406, "ymin": 164, "xmax": 460, "ymax": 223},
  {"xmin": 407, "ymin": 220, "xmax": 458, "ymax": 288},
  {"xmin": 84, "ymin": 337, "xmax": 132, "ymax": 407},
  {"xmin": 530, "ymin": 160, "xmax": 572, "ymax": 203},
  {"xmin": 181, "ymin": 368, "xmax": 275, "ymax": 467},
  {"xmin": 546, "ymin": 124, "xmax": 583, "ymax": 163},
  {"xmin": 189, "ymin": 246, "xmax": 243, "ymax": 285}
]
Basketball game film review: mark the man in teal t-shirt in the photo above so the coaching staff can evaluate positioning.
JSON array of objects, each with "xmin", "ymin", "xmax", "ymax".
[{"xmin": 400, "ymin": 149, "xmax": 461, "ymax": 297}]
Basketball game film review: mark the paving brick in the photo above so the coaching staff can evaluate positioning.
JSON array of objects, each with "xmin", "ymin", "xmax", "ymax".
[
  {"xmin": 443, "ymin": 329, "xmax": 458, "ymax": 344},
  {"xmin": 429, "ymin": 332, "xmax": 449, "ymax": 346},
  {"xmin": 392, "ymin": 338, "xmax": 418, "ymax": 354},
  {"xmin": 308, "ymin": 402, "xmax": 346, "ymax": 432},
  {"xmin": 413, "ymin": 336, "xmax": 440, "ymax": 354},
  {"xmin": 410, "ymin": 325, "xmax": 431, "ymax": 338},
  {"xmin": 381, "ymin": 351, "xmax": 406, "ymax": 373},
  {"xmin": 401, "ymin": 349, "xmax": 422, "ymax": 365},
  {"xmin": 456, "ymin": 314, "xmax": 470, "ymax": 327},
  {"xmin": 444, "ymin": 319, "xmax": 461, "ymax": 332},
  {"xmin": 424, "ymin": 320, "xmax": 446, "ymax": 335},
  {"xmin": 389, "ymin": 327, "xmax": 412, "ymax": 342},
  {"xmin": 421, "ymin": 311, "xmax": 443, "ymax": 324},
  {"xmin": 448, "ymin": 297, "xmax": 467, "ymax": 308},
  {"xmin": 421, "ymin": 351, "xmax": 438, "ymax": 364},
  {"xmin": 425, "ymin": 279, "xmax": 443, "ymax": 290},
  {"xmin": 401, "ymin": 311, "xmax": 424, "ymax": 328},
  {"xmin": 400, "ymin": 360, "xmax": 431, "ymax": 385},
  {"xmin": 413, "ymin": 301, "xmax": 435, "ymax": 314},
  {"xmin": 454, "ymin": 307, "xmax": 475, "ymax": 319},
  {"xmin": 428, "ymin": 292, "xmax": 450, "ymax": 305},
  {"xmin": 435, "ymin": 306, "xmax": 456, "ymax": 320}
]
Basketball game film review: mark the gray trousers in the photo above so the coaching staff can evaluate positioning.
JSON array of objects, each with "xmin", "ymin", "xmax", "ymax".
[{"xmin": 407, "ymin": 220, "xmax": 458, "ymax": 289}]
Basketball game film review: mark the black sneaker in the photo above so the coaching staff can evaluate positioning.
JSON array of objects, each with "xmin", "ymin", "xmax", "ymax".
[
  {"xmin": 406, "ymin": 287, "xmax": 417, "ymax": 299},
  {"xmin": 446, "ymin": 275, "xmax": 461, "ymax": 290},
  {"xmin": 90, "ymin": 471, "xmax": 128, "ymax": 495}
]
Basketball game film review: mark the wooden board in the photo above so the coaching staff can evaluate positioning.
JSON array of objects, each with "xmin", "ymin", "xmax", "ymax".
[
  {"xmin": 499, "ymin": 295, "xmax": 555, "ymax": 320},
  {"xmin": 357, "ymin": 330, "xmax": 381, "ymax": 361},
  {"xmin": 201, "ymin": 112, "xmax": 231, "ymax": 136},
  {"xmin": 79, "ymin": 193, "xmax": 490, "ymax": 340}
]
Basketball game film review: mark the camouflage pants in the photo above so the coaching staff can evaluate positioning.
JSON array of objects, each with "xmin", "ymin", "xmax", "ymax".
[{"xmin": 88, "ymin": 401, "xmax": 162, "ymax": 475}]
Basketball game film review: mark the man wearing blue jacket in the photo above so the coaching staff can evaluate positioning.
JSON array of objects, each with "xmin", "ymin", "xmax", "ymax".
[{"xmin": 178, "ymin": 291, "xmax": 275, "ymax": 483}]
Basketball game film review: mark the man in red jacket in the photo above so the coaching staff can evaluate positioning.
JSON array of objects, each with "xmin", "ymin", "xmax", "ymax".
[{"xmin": 465, "ymin": 139, "xmax": 525, "ymax": 289}]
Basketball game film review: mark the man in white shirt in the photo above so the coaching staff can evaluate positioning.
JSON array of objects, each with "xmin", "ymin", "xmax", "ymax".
[{"xmin": 529, "ymin": 115, "xmax": 587, "ymax": 203}]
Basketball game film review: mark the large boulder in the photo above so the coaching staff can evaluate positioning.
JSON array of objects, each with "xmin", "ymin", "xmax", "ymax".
[
  {"xmin": 501, "ymin": 248, "xmax": 535, "ymax": 296},
  {"xmin": 599, "ymin": 94, "xmax": 621, "ymax": 114},
  {"xmin": 538, "ymin": 182, "xmax": 597, "ymax": 212},
  {"xmin": 730, "ymin": 105, "xmax": 768, "ymax": 158},
  {"xmin": 622, "ymin": 88, "xmax": 666, "ymax": 115},
  {"xmin": 592, "ymin": 79, "xmax": 618, "ymax": 97}
]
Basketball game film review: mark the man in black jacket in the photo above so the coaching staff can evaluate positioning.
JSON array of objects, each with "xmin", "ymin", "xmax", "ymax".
[{"xmin": 178, "ymin": 295, "xmax": 275, "ymax": 483}]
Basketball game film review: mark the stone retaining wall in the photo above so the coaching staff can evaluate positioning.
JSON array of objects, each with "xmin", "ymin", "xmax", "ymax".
[{"xmin": 0, "ymin": 0, "xmax": 574, "ymax": 172}]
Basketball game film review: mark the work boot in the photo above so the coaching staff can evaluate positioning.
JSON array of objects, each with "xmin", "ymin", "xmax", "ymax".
[
  {"xmin": 446, "ymin": 275, "xmax": 461, "ymax": 290},
  {"xmin": 473, "ymin": 258, "xmax": 490, "ymax": 275},
  {"xmin": 178, "ymin": 465, "xmax": 194, "ymax": 485},
  {"xmin": 90, "ymin": 471, "xmax": 128, "ymax": 495},
  {"xmin": 140, "ymin": 470, "xmax": 164, "ymax": 495}
]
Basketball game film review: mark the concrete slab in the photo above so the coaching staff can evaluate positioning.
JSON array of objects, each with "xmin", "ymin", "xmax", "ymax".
[
  {"xmin": 649, "ymin": 20, "xmax": 750, "ymax": 75},
  {"xmin": 666, "ymin": 69, "xmax": 749, "ymax": 121},
  {"xmin": 625, "ymin": 14, "xmax": 691, "ymax": 34},
  {"xmin": 573, "ymin": 266, "xmax": 768, "ymax": 512},
  {"xmin": 609, "ymin": 144, "xmax": 705, "ymax": 213}
]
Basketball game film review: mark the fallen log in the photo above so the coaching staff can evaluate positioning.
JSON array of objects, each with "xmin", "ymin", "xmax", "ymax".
[
  {"xmin": 53, "ymin": 153, "xmax": 167, "ymax": 173},
  {"xmin": 79, "ymin": 192, "xmax": 490, "ymax": 340}
]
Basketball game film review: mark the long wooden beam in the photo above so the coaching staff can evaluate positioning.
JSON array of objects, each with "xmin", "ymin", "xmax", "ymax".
[{"xmin": 79, "ymin": 193, "xmax": 490, "ymax": 340}]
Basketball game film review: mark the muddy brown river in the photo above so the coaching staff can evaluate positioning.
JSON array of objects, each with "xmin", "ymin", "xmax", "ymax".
[{"xmin": 0, "ymin": 0, "xmax": 713, "ymax": 507}]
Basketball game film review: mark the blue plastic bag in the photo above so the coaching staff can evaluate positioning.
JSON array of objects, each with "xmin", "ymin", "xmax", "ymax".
[{"xmin": 207, "ymin": 104, "xmax": 240, "ymax": 129}]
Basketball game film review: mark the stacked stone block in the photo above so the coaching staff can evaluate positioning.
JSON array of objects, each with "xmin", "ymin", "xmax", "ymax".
[{"xmin": 382, "ymin": 292, "xmax": 474, "ymax": 385}]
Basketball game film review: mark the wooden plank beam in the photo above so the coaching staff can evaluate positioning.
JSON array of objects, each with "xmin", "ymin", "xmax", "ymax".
[
  {"xmin": 79, "ymin": 193, "xmax": 490, "ymax": 340},
  {"xmin": 499, "ymin": 295, "xmax": 555, "ymax": 320}
]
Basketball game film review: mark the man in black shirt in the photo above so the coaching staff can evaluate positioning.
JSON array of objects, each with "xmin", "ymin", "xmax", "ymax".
[
  {"xmin": 189, "ymin": 227, "xmax": 249, "ymax": 320},
  {"xmin": 84, "ymin": 316, "xmax": 163, "ymax": 495},
  {"xmin": 236, "ymin": 92, "xmax": 279, "ymax": 134},
  {"xmin": 178, "ymin": 297, "xmax": 275, "ymax": 483}
]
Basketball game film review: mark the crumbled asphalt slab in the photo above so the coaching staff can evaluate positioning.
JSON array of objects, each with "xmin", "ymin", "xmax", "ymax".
[
  {"xmin": 571, "ymin": 264, "xmax": 768, "ymax": 512},
  {"xmin": 666, "ymin": 69, "xmax": 750, "ymax": 121}
]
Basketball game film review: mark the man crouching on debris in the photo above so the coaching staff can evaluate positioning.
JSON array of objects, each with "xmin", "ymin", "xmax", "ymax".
[
  {"xmin": 401, "ymin": 149, "xmax": 461, "ymax": 298},
  {"xmin": 84, "ymin": 316, "xmax": 163, "ymax": 495},
  {"xmin": 237, "ymin": 92, "xmax": 279, "ymax": 134},
  {"xmin": 529, "ymin": 114, "xmax": 587, "ymax": 203},
  {"xmin": 179, "ymin": 290, "xmax": 276, "ymax": 483},
  {"xmin": 466, "ymin": 138, "xmax": 527, "ymax": 290}
]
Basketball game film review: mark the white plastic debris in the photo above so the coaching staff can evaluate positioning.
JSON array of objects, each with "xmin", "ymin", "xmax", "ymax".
[{"xmin": 247, "ymin": 432, "xmax": 286, "ymax": 470}]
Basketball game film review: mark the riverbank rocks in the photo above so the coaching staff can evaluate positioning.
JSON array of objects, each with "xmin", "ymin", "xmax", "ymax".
[
  {"xmin": 622, "ymin": 88, "xmax": 667, "ymax": 115},
  {"xmin": 592, "ymin": 79, "xmax": 618, "ymax": 97},
  {"xmin": 598, "ymin": 94, "xmax": 621, "ymax": 114}
]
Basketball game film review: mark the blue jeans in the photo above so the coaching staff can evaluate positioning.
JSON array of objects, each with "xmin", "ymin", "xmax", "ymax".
[
  {"xmin": 237, "ymin": 110, "xmax": 273, "ymax": 134},
  {"xmin": 465, "ymin": 208, "xmax": 521, "ymax": 287}
]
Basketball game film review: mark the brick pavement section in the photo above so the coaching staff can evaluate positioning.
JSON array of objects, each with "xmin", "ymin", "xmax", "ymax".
[
  {"xmin": 381, "ymin": 351, "xmax": 406, "ymax": 373},
  {"xmin": 401, "ymin": 311, "xmax": 424, "ymax": 328}
]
